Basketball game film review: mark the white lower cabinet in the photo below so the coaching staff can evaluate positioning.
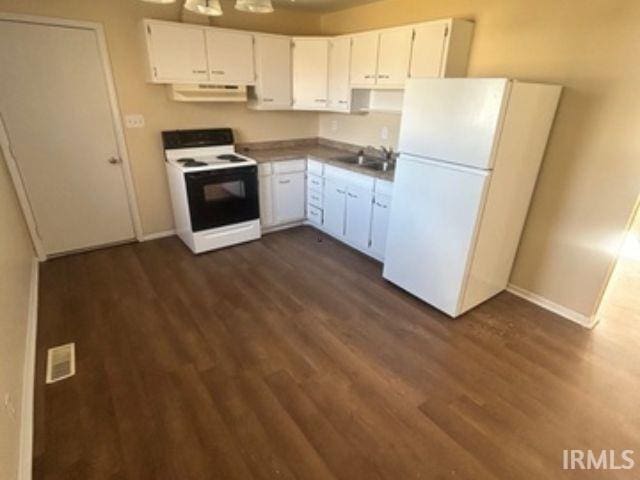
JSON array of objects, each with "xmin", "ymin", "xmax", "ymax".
[
  {"xmin": 323, "ymin": 178, "xmax": 347, "ymax": 238},
  {"xmin": 259, "ymin": 158, "xmax": 393, "ymax": 261},
  {"xmin": 259, "ymin": 160, "xmax": 306, "ymax": 229},
  {"xmin": 258, "ymin": 164, "xmax": 275, "ymax": 228},
  {"xmin": 273, "ymin": 171, "xmax": 305, "ymax": 224},
  {"xmin": 370, "ymin": 193, "xmax": 391, "ymax": 259},
  {"xmin": 345, "ymin": 184, "xmax": 374, "ymax": 250}
]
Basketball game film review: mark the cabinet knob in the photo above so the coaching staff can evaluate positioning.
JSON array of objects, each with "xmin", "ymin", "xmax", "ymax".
[
  {"xmin": 279, "ymin": 179, "xmax": 291, "ymax": 184},
  {"xmin": 211, "ymin": 70, "xmax": 225, "ymax": 75},
  {"xmin": 107, "ymin": 156, "xmax": 121, "ymax": 165},
  {"xmin": 192, "ymin": 69, "xmax": 207, "ymax": 74}
]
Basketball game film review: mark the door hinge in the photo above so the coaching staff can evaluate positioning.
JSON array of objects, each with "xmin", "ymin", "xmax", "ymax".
[
  {"xmin": 147, "ymin": 25, "xmax": 151, "ymax": 35},
  {"xmin": 444, "ymin": 25, "xmax": 449, "ymax": 37},
  {"xmin": 412, "ymin": 29, "xmax": 416, "ymax": 41}
]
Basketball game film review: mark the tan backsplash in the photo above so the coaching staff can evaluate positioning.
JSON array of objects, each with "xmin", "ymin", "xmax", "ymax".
[{"xmin": 319, "ymin": 112, "xmax": 401, "ymax": 150}]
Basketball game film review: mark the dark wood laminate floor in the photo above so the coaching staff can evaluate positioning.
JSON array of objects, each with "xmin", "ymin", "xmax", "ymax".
[{"xmin": 33, "ymin": 227, "xmax": 640, "ymax": 480}]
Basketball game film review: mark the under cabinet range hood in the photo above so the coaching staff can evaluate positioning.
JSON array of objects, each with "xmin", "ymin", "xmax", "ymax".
[{"xmin": 167, "ymin": 84, "xmax": 248, "ymax": 102}]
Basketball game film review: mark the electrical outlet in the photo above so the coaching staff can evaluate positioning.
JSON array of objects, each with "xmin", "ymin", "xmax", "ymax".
[
  {"xmin": 381, "ymin": 126, "xmax": 389, "ymax": 141},
  {"xmin": 124, "ymin": 114, "xmax": 145, "ymax": 129},
  {"xmin": 331, "ymin": 120, "xmax": 338, "ymax": 133},
  {"xmin": 4, "ymin": 393, "xmax": 16, "ymax": 420}
]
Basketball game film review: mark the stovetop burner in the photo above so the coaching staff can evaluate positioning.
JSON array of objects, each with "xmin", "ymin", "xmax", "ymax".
[
  {"xmin": 217, "ymin": 154, "xmax": 245, "ymax": 163},
  {"xmin": 177, "ymin": 158, "xmax": 208, "ymax": 167}
]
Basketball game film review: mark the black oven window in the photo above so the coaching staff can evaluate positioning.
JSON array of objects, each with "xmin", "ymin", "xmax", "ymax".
[
  {"xmin": 203, "ymin": 181, "xmax": 246, "ymax": 202},
  {"xmin": 186, "ymin": 166, "xmax": 259, "ymax": 232}
]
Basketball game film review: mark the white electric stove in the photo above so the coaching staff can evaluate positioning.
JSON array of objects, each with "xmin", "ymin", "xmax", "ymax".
[{"xmin": 163, "ymin": 128, "xmax": 261, "ymax": 254}]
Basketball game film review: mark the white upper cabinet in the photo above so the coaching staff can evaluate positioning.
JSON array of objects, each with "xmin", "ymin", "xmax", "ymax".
[
  {"xmin": 205, "ymin": 29, "xmax": 255, "ymax": 85},
  {"xmin": 327, "ymin": 37, "xmax": 352, "ymax": 112},
  {"xmin": 376, "ymin": 28, "xmax": 413, "ymax": 87},
  {"xmin": 410, "ymin": 19, "xmax": 475, "ymax": 79},
  {"xmin": 349, "ymin": 32, "xmax": 379, "ymax": 86},
  {"xmin": 251, "ymin": 34, "xmax": 292, "ymax": 109},
  {"xmin": 292, "ymin": 38, "xmax": 329, "ymax": 110},
  {"xmin": 410, "ymin": 22, "xmax": 448, "ymax": 78},
  {"xmin": 144, "ymin": 21, "xmax": 208, "ymax": 83}
]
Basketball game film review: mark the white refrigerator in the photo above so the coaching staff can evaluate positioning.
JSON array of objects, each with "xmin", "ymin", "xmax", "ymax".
[{"xmin": 383, "ymin": 78, "xmax": 562, "ymax": 317}]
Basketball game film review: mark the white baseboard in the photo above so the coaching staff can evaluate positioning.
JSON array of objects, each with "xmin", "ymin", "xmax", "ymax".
[
  {"xmin": 262, "ymin": 221, "xmax": 305, "ymax": 234},
  {"xmin": 141, "ymin": 229, "xmax": 175, "ymax": 242},
  {"xmin": 19, "ymin": 257, "xmax": 39, "ymax": 480},
  {"xmin": 507, "ymin": 283, "xmax": 598, "ymax": 329}
]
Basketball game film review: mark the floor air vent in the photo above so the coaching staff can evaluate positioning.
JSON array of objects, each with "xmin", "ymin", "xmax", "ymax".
[{"xmin": 46, "ymin": 343, "xmax": 76, "ymax": 384}]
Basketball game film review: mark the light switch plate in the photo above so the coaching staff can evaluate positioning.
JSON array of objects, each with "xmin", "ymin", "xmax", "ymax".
[{"xmin": 124, "ymin": 114, "xmax": 145, "ymax": 129}]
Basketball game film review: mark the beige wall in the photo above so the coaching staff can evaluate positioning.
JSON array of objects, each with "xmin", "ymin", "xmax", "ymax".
[
  {"xmin": 320, "ymin": 0, "xmax": 640, "ymax": 317},
  {"xmin": 0, "ymin": 149, "xmax": 34, "ymax": 480},
  {"xmin": 0, "ymin": 0, "xmax": 322, "ymax": 235}
]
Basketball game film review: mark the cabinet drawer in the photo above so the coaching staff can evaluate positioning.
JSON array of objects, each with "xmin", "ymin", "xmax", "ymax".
[
  {"xmin": 273, "ymin": 159, "xmax": 306, "ymax": 174},
  {"xmin": 258, "ymin": 162, "xmax": 272, "ymax": 177},
  {"xmin": 307, "ymin": 173, "xmax": 324, "ymax": 192},
  {"xmin": 307, "ymin": 158, "xmax": 324, "ymax": 176},
  {"xmin": 307, "ymin": 204, "xmax": 323, "ymax": 227},
  {"xmin": 307, "ymin": 189, "xmax": 323, "ymax": 208}
]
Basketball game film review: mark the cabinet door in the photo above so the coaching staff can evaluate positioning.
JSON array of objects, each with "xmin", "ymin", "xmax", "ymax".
[
  {"xmin": 370, "ymin": 194, "xmax": 391, "ymax": 258},
  {"xmin": 206, "ymin": 30, "xmax": 255, "ymax": 85},
  {"xmin": 292, "ymin": 39, "xmax": 329, "ymax": 109},
  {"xmin": 273, "ymin": 172, "xmax": 305, "ymax": 224},
  {"xmin": 145, "ymin": 22, "xmax": 208, "ymax": 83},
  {"xmin": 323, "ymin": 179, "xmax": 347, "ymax": 238},
  {"xmin": 345, "ymin": 184, "xmax": 374, "ymax": 250},
  {"xmin": 376, "ymin": 28, "xmax": 413, "ymax": 86},
  {"xmin": 254, "ymin": 35, "xmax": 292, "ymax": 108},
  {"xmin": 328, "ymin": 37, "xmax": 351, "ymax": 111},
  {"xmin": 349, "ymin": 32, "xmax": 379, "ymax": 86},
  {"xmin": 410, "ymin": 22, "xmax": 448, "ymax": 78},
  {"xmin": 259, "ymin": 174, "xmax": 275, "ymax": 228}
]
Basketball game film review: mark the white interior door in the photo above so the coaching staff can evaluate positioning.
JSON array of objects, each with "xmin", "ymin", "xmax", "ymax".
[
  {"xmin": 383, "ymin": 154, "xmax": 490, "ymax": 316},
  {"xmin": 0, "ymin": 20, "xmax": 135, "ymax": 255}
]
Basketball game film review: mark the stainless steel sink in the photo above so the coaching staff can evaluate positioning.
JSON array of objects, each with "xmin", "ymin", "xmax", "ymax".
[
  {"xmin": 335, "ymin": 155, "xmax": 381, "ymax": 165},
  {"xmin": 363, "ymin": 161, "xmax": 393, "ymax": 172}
]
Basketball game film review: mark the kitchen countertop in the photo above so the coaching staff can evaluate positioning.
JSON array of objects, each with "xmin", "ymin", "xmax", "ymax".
[{"xmin": 236, "ymin": 138, "xmax": 395, "ymax": 182}]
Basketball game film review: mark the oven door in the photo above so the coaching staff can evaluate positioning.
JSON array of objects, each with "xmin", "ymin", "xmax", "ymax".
[{"xmin": 185, "ymin": 166, "xmax": 259, "ymax": 232}]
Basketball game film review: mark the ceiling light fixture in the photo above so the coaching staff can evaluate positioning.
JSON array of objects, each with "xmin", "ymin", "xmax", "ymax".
[
  {"xmin": 235, "ymin": 0, "xmax": 275, "ymax": 14},
  {"xmin": 184, "ymin": 0, "xmax": 224, "ymax": 16}
]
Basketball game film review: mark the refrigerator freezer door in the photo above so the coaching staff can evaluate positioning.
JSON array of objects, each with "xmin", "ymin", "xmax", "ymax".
[
  {"xmin": 398, "ymin": 78, "xmax": 510, "ymax": 170},
  {"xmin": 382, "ymin": 154, "xmax": 490, "ymax": 317}
]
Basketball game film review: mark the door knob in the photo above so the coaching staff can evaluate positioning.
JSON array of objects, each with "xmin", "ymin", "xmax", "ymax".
[{"xmin": 108, "ymin": 156, "xmax": 121, "ymax": 165}]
